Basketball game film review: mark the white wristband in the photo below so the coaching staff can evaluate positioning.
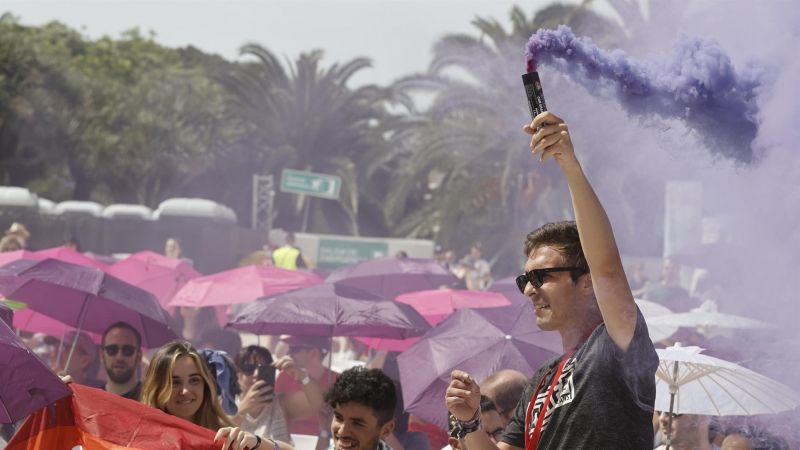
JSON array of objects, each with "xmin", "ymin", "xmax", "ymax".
[{"xmin": 299, "ymin": 374, "xmax": 311, "ymax": 385}]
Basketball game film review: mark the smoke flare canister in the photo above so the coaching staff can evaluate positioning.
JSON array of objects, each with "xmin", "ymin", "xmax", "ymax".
[{"xmin": 522, "ymin": 71, "xmax": 548, "ymax": 127}]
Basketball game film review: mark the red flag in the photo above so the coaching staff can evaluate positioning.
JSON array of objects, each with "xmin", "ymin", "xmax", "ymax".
[{"xmin": 7, "ymin": 384, "xmax": 222, "ymax": 449}]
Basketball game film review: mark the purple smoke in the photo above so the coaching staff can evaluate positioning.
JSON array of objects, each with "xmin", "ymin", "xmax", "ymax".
[{"xmin": 525, "ymin": 25, "xmax": 765, "ymax": 164}]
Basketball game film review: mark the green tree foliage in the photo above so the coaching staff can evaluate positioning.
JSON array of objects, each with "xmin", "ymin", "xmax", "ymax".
[
  {"xmin": 218, "ymin": 44, "xmax": 396, "ymax": 235},
  {"xmin": 381, "ymin": 4, "xmax": 627, "ymax": 275},
  {"xmin": 0, "ymin": 14, "xmax": 236, "ymax": 206}
]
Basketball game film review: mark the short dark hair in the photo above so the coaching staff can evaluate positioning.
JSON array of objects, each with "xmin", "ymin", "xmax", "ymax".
[
  {"xmin": 201, "ymin": 329, "xmax": 242, "ymax": 357},
  {"xmin": 102, "ymin": 321, "xmax": 142, "ymax": 348},
  {"xmin": 488, "ymin": 380, "xmax": 525, "ymax": 415},
  {"xmin": 324, "ymin": 366, "xmax": 396, "ymax": 426},
  {"xmin": 235, "ymin": 345, "xmax": 274, "ymax": 369},
  {"xmin": 723, "ymin": 425, "xmax": 789, "ymax": 450},
  {"xmin": 524, "ymin": 221, "xmax": 589, "ymax": 282},
  {"xmin": 480, "ymin": 395, "xmax": 497, "ymax": 413}
]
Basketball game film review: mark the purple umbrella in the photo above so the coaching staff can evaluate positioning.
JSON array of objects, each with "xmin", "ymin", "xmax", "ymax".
[
  {"xmin": 398, "ymin": 302, "xmax": 562, "ymax": 430},
  {"xmin": 488, "ymin": 276, "xmax": 531, "ymax": 304},
  {"xmin": 227, "ymin": 283, "xmax": 431, "ymax": 339},
  {"xmin": 0, "ymin": 302, "xmax": 11, "ymax": 328},
  {"xmin": 0, "ymin": 258, "xmax": 181, "ymax": 364},
  {"xmin": 325, "ymin": 257, "xmax": 458, "ymax": 298},
  {"xmin": 0, "ymin": 319, "xmax": 72, "ymax": 423}
]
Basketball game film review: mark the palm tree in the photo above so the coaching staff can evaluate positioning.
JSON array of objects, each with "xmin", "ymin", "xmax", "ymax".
[
  {"xmin": 381, "ymin": 5, "xmax": 627, "ymax": 275},
  {"xmin": 219, "ymin": 45, "xmax": 396, "ymax": 236}
]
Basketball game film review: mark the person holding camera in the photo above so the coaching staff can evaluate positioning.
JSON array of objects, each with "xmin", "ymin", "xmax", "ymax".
[{"xmin": 233, "ymin": 345, "xmax": 324, "ymax": 445}]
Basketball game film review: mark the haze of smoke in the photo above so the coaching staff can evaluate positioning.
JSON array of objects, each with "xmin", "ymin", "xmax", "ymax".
[{"xmin": 525, "ymin": 25, "xmax": 765, "ymax": 164}]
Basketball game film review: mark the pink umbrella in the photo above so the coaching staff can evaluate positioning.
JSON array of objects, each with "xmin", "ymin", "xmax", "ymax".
[
  {"xmin": 13, "ymin": 308, "xmax": 103, "ymax": 344},
  {"xmin": 34, "ymin": 246, "xmax": 109, "ymax": 271},
  {"xmin": 357, "ymin": 289, "xmax": 512, "ymax": 352},
  {"xmin": 0, "ymin": 250, "xmax": 38, "ymax": 267},
  {"xmin": 108, "ymin": 251, "xmax": 201, "ymax": 306},
  {"xmin": 167, "ymin": 265, "xmax": 324, "ymax": 308}
]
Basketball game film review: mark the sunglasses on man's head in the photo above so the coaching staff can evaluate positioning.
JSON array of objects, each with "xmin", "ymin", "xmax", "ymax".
[
  {"xmin": 515, "ymin": 267, "xmax": 586, "ymax": 294},
  {"xmin": 103, "ymin": 344, "xmax": 137, "ymax": 357}
]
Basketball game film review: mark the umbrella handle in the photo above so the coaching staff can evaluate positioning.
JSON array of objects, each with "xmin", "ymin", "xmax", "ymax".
[
  {"xmin": 63, "ymin": 296, "xmax": 91, "ymax": 374},
  {"xmin": 665, "ymin": 360, "xmax": 680, "ymax": 450}
]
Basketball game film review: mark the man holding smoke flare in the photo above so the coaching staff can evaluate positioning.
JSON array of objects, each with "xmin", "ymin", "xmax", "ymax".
[{"xmin": 446, "ymin": 111, "xmax": 659, "ymax": 450}]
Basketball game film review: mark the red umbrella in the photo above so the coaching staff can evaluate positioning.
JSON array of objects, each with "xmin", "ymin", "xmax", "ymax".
[
  {"xmin": 167, "ymin": 265, "xmax": 324, "ymax": 308},
  {"xmin": 357, "ymin": 289, "xmax": 511, "ymax": 351}
]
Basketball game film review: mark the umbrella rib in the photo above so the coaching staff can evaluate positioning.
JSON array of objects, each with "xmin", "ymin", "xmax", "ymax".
[
  {"xmin": 701, "ymin": 369, "xmax": 756, "ymax": 415},
  {"xmin": 713, "ymin": 370, "xmax": 797, "ymax": 413},
  {"xmin": 0, "ymin": 390, "xmax": 11, "ymax": 422}
]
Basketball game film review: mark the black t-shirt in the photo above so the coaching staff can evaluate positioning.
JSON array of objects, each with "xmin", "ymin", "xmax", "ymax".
[
  {"xmin": 103, "ymin": 381, "xmax": 142, "ymax": 402},
  {"xmin": 502, "ymin": 309, "xmax": 658, "ymax": 450}
]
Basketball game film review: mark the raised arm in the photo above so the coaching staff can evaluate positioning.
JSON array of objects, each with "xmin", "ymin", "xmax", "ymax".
[{"xmin": 525, "ymin": 111, "xmax": 638, "ymax": 352}]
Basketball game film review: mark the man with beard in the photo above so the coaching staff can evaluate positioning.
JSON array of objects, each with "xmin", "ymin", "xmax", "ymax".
[
  {"xmin": 100, "ymin": 322, "xmax": 143, "ymax": 401},
  {"xmin": 324, "ymin": 366, "xmax": 397, "ymax": 450}
]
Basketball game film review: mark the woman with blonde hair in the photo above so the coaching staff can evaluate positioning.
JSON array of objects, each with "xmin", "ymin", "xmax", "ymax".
[{"xmin": 141, "ymin": 340, "xmax": 293, "ymax": 450}]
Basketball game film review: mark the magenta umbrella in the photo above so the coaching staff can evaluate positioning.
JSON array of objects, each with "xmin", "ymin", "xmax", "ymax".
[
  {"xmin": 357, "ymin": 289, "xmax": 512, "ymax": 352},
  {"xmin": 227, "ymin": 283, "xmax": 431, "ymax": 339},
  {"xmin": 0, "ymin": 258, "xmax": 181, "ymax": 359},
  {"xmin": 0, "ymin": 319, "xmax": 72, "ymax": 423},
  {"xmin": 325, "ymin": 257, "xmax": 458, "ymax": 298},
  {"xmin": 109, "ymin": 251, "xmax": 202, "ymax": 306},
  {"xmin": 168, "ymin": 265, "xmax": 324, "ymax": 309},
  {"xmin": 34, "ymin": 246, "xmax": 109, "ymax": 271},
  {"xmin": 398, "ymin": 302, "xmax": 562, "ymax": 430}
]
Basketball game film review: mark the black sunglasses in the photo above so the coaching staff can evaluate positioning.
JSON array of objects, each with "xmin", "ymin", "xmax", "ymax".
[
  {"xmin": 103, "ymin": 344, "xmax": 137, "ymax": 357},
  {"xmin": 288, "ymin": 345, "xmax": 313, "ymax": 353},
  {"xmin": 515, "ymin": 267, "xmax": 586, "ymax": 293},
  {"xmin": 240, "ymin": 363, "xmax": 260, "ymax": 376}
]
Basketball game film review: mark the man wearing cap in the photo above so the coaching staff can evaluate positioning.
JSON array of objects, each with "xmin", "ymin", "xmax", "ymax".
[
  {"xmin": 5, "ymin": 222, "xmax": 30, "ymax": 248},
  {"xmin": 53, "ymin": 331, "xmax": 105, "ymax": 388},
  {"xmin": 100, "ymin": 322, "xmax": 143, "ymax": 401},
  {"xmin": 275, "ymin": 336, "xmax": 338, "ymax": 438}
]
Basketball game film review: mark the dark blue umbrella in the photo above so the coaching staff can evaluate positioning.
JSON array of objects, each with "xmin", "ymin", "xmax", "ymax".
[
  {"xmin": 227, "ymin": 283, "xmax": 431, "ymax": 339},
  {"xmin": 325, "ymin": 257, "xmax": 458, "ymax": 298},
  {"xmin": 398, "ymin": 301, "xmax": 562, "ymax": 430},
  {"xmin": 0, "ymin": 302, "xmax": 11, "ymax": 328},
  {"xmin": 0, "ymin": 258, "xmax": 181, "ymax": 367},
  {"xmin": 0, "ymin": 318, "xmax": 71, "ymax": 423}
]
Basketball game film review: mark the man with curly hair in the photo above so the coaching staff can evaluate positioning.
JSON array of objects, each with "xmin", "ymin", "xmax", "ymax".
[{"xmin": 323, "ymin": 366, "xmax": 397, "ymax": 450}]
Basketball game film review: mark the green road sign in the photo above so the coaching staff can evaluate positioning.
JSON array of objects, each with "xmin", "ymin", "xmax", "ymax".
[
  {"xmin": 280, "ymin": 169, "xmax": 342, "ymax": 200},
  {"xmin": 317, "ymin": 239, "xmax": 389, "ymax": 270}
]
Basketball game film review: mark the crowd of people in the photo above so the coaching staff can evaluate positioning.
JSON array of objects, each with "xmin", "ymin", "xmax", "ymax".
[{"xmin": 0, "ymin": 110, "xmax": 796, "ymax": 450}]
